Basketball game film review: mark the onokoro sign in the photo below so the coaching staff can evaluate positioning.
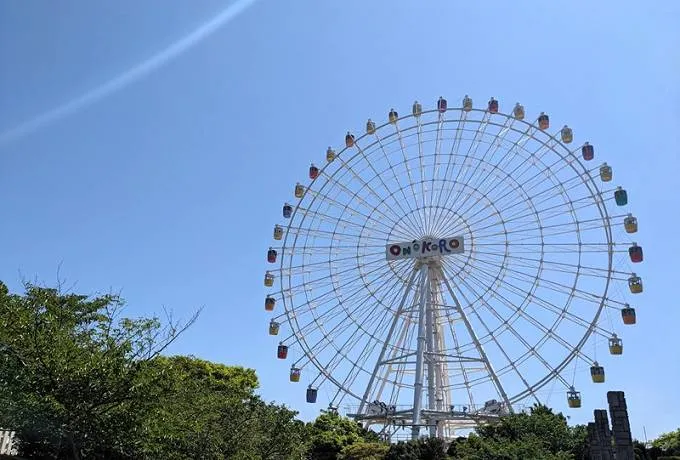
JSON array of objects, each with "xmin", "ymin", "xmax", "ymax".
[{"xmin": 386, "ymin": 236, "xmax": 465, "ymax": 260}]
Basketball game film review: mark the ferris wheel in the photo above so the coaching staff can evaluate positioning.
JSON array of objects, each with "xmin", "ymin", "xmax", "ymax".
[{"xmin": 262, "ymin": 94, "xmax": 644, "ymax": 439}]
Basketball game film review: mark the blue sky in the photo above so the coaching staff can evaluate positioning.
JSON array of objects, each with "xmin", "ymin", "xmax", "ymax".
[{"xmin": 1, "ymin": 0, "xmax": 678, "ymax": 441}]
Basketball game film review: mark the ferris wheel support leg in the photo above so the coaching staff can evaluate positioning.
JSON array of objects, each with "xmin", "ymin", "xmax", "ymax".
[
  {"xmin": 438, "ymin": 267, "xmax": 514, "ymax": 414},
  {"xmin": 412, "ymin": 264, "xmax": 431, "ymax": 440},
  {"xmin": 425, "ymin": 272, "xmax": 438, "ymax": 438},
  {"xmin": 357, "ymin": 266, "xmax": 420, "ymax": 417}
]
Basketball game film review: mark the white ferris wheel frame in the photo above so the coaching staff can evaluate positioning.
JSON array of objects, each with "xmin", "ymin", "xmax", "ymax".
[{"xmin": 264, "ymin": 98, "xmax": 640, "ymax": 439}]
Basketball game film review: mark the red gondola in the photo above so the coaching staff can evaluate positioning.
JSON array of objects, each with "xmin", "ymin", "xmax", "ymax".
[
  {"xmin": 582, "ymin": 142, "xmax": 594, "ymax": 161},
  {"xmin": 621, "ymin": 307, "xmax": 636, "ymax": 325},
  {"xmin": 629, "ymin": 243, "xmax": 643, "ymax": 263},
  {"xmin": 309, "ymin": 164, "xmax": 319, "ymax": 180},
  {"xmin": 267, "ymin": 247, "xmax": 277, "ymax": 263},
  {"xmin": 437, "ymin": 96, "xmax": 448, "ymax": 113},
  {"xmin": 277, "ymin": 344, "xmax": 288, "ymax": 359},
  {"xmin": 488, "ymin": 97, "xmax": 498, "ymax": 113},
  {"xmin": 265, "ymin": 295, "xmax": 276, "ymax": 311}
]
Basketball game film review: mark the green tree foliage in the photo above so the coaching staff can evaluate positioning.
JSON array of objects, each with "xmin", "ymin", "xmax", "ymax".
[
  {"xmin": 653, "ymin": 429, "xmax": 680, "ymax": 455},
  {"xmin": 0, "ymin": 281, "xmax": 306, "ymax": 459},
  {"xmin": 305, "ymin": 413, "xmax": 381, "ymax": 460},
  {"xmin": 385, "ymin": 437, "xmax": 448, "ymax": 460},
  {"xmin": 0, "ymin": 281, "xmax": 197, "ymax": 458},
  {"xmin": 339, "ymin": 442, "xmax": 389, "ymax": 460},
  {"xmin": 139, "ymin": 356, "xmax": 306, "ymax": 459},
  {"xmin": 449, "ymin": 404, "xmax": 587, "ymax": 460}
]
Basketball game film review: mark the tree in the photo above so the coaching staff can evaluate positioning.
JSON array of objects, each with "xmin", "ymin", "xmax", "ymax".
[
  {"xmin": 0, "ymin": 281, "xmax": 198, "ymax": 459},
  {"xmin": 305, "ymin": 413, "xmax": 381, "ymax": 460},
  {"xmin": 385, "ymin": 437, "xmax": 448, "ymax": 460},
  {"xmin": 652, "ymin": 429, "xmax": 680, "ymax": 455},
  {"xmin": 139, "ymin": 356, "xmax": 306, "ymax": 459},
  {"xmin": 449, "ymin": 404, "xmax": 588, "ymax": 460},
  {"xmin": 339, "ymin": 442, "xmax": 389, "ymax": 460}
]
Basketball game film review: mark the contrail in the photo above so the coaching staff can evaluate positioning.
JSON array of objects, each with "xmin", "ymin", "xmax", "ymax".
[{"xmin": 0, "ymin": 0, "xmax": 258, "ymax": 146}]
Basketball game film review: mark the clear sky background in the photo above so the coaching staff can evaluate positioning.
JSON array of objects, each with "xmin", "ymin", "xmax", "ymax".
[{"xmin": 1, "ymin": 0, "xmax": 678, "ymax": 441}]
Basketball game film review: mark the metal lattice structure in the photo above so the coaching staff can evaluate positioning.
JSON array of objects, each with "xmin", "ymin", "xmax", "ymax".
[{"xmin": 262, "ymin": 95, "xmax": 644, "ymax": 440}]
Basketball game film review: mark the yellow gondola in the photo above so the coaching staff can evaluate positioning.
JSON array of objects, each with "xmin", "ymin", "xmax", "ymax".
[
  {"xmin": 412, "ymin": 101, "xmax": 422, "ymax": 117},
  {"xmin": 560, "ymin": 125, "xmax": 573, "ymax": 144},
  {"xmin": 326, "ymin": 147, "xmax": 336, "ymax": 162},
  {"xmin": 295, "ymin": 183, "xmax": 305, "ymax": 199},
  {"xmin": 567, "ymin": 388, "xmax": 581, "ymax": 408},
  {"xmin": 273, "ymin": 224, "xmax": 283, "ymax": 240},
  {"xmin": 599, "ymin": 162, "xmax": 612, "ymax": 182},
  {"xmin": 513, "ymin": 102, "xmax": 525, "ymax": 120},
  {"xmin": 628, "ymin": 273, "xmax": 643, "ymax": 294},
  {"xmin": 290, "ymin": 367, "xmax": 301, "ymax": 382},
  {"xmin": 388, "ymin": 108, "xmax": 399, "ymax": 124},
  {"xmin": 264, "ymin": 271, "xmax": 274, "ymax": 287},
  {"xmin": 624, "ymin": 214, "xmax": 638, "ymax": 233},
  {"xmin": 609, "ymin": 334, "xmax": 623, "ymax": 355},
  {"xmin": 462, "ymin": 95, "xmax": 473, "ymax": 112},
  {"xmin": 269, "ymin": 320, "xmax": 280, "ymax": 335},
  {"xmin": 366, "ymin": 119, "xmax": 376, "ymax": 134},
  {"xmin": 590, "ymin": 363, "xmax": 605, "ymax": 383}
]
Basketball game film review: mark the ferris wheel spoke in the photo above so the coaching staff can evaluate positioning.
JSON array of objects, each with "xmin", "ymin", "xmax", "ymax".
[
  {"xmin": 305, "ymin": 186, "xmax": 399, "ymax": 232},
  {"xmin": 352, "ymin": 139, "xmax": 424, "ymax": 233},
  {"xmin": 326, "ymin": 147, "xmax": 412, "ymax": 222},
  {"xmin": 472, "ymin": 214, "xmax": 620, "ymax": 241},
  {"xmin": 355, "ymin": 267, "xmax": 420, "ymax": 412},
  {"xmin": 290, "ymin": 204, "xmax": 391, "ymax": 235},
  {"xmin": 453, "ymin": 123, "xmax": 536, "ymax": 212},
  {"xmin": 430, "ymin": 110, "xmax": 470, "ymax": 234},
  {"xmin": 450, "ymin": 130, "xmax": 560, "ymax": 217},
  {"xmin": 436, "ymin": 286, "xmax": 480, "ymax": 408},
  {"xmin": 282, "ymin": 255, "xmax": 402, "ymax": 316},
  {"xmin": 284, "ymin": 226, "xmax": 386, "ymax": 245},
  {"xmin": 287, "ymin": 265, "xmax": 416, "ymax": 389},
  {"xmin": 438, "ymin": 271, "xmax": 544, "ymax": 404},
  {"xmin": 300, "ymin": 290, "xmax": 395, "ymax": 378},
  {"xmin": 458, "ymin": 140, "xmax": 572, "ymax": 218},
  {"xmin": 392, "ymin": 119, "xmax": 430, "ymax": 233},
  {"xmin": 426, "ymin": 115, "xmax": 450, "ymax": 234},
  {"xmin": 278, "ymin": 250, "xmax": 383, "ymax": 280},
  {"xmin": 434, "ymin": 118, "xmax": 515, "ymax": 231},
  {"xmin": 443, "ymin": 255, "xmax": 609, "ymax": 340},
  {"xmin": 414, "ymin": 113, "xmax": 432, "ymax": 233},
  {"xmin": 449, "ymin": 123, "xmax": 531, "ymax": 205},
  {"xmin": 443, "ymin": 264, "xmax": 583, "ymax": 393},
  {"xmin": 436, "ymin": 266, "xmax": 514, "ymax": 409},
  {"xmin": 467, "ymin": 191, "xmax": 603, "ymax": 236},
  {"xmin": 469, "ymin": 247, "xmax": 630, "ymax": 279},
  {"xmin": 316, "ymin": 172, "xmax": 410, "ymax": 233},
  {"xmin": 433, "ymin": 114, "xmax": 493, "ymax": 230}
]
